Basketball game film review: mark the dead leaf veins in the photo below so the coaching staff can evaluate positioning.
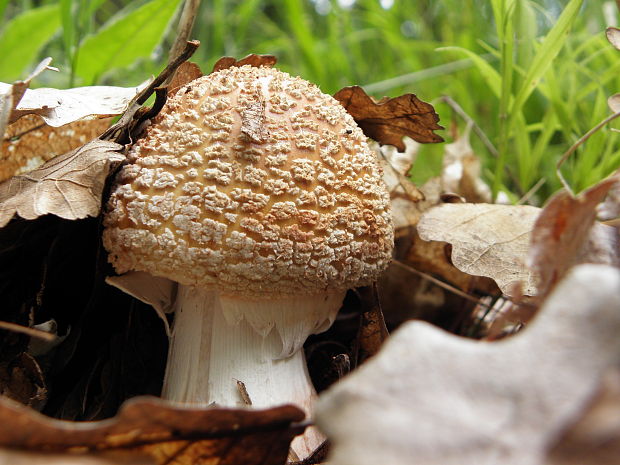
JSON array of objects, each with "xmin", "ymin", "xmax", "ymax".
[
  {"xmin": 0, "ymin": 140, "xmax": 124, "ymax": 227},
  {"xmin": 333, "ymin": 85, "xmax": 443, "ymax": 150}
]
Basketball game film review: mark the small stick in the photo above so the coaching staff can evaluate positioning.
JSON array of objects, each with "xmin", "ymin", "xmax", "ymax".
[
  {"xmin": 166, "ymin": 0, "xmax": 202, "ymax": 86},
  {"xmin": 556, "ymin": 111, "xmax": 620, "ymax": 195},
  {"xmin": 0, "ymin": 320, "xmax": 56, "ymax": 341}
]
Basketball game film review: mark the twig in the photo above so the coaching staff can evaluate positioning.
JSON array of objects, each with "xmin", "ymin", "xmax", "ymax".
[
  {"xmin": 556, "ymin": 111, "xmax": 620, "ymax": 195},
  {"xmin": 392, "ymin": 260, "xmax": 489, "ymax": 307},
  {"xmin": 517, "ymin": 177, "xmax": 545, "ymax": 205},
  {"xmin": 0, "ymin": 320, "xmax": 56, "ymax": 341},
  {"xmin": 166, "ymin": 0, "xmax": 202, "ymax": 86},
  {"xmin": 440, "ymin": 95, "xmax": 498, "ymax": 158}
]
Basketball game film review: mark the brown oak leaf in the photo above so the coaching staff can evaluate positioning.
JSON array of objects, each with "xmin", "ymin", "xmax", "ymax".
[
  {"xmin": 1, "ymin": 115, "xmax": 111, "ymax": 182},
  {"xmin": 0, "ymin": 395, "xmax": 304, "ymax": 465},
  {"xmin": 333, "ymin": 85, "xmax": 443, "ymax": 151},
  {"xmin": 211, "ymin": 54, "xmax": 278, "ymax": 74},
  {"xmin": 168, "ymin": 61, "xmax": 204, "ymax": 97},
  {"xmin": 0, "ymin": 140, "xmax": 124, "ymax": 227}
]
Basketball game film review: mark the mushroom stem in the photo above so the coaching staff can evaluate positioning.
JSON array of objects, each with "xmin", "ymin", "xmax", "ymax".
[{"xmin": 162, "ymin": 285, "xmax": 344, "ymax": 458}]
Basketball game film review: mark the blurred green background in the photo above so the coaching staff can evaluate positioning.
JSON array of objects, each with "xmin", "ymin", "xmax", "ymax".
[{"xmin": 2, "ymin": 0, "xmax": 620, "ymax": 202}]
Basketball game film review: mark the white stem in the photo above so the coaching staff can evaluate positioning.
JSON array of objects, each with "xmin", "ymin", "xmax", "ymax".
[{"xmin": 162, "ymin": 285, "xmax": 345, "ymax": 459}]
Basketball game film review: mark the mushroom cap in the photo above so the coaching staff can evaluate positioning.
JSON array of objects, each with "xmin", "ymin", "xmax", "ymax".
[{"xmin": 103, "ymin": 65, "xmax": 393, "ymax": 298}]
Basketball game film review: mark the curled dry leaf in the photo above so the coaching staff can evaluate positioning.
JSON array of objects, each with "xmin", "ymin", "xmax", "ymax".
[
  {"xmin": 417, "ymin": 203, "xmax": 541, "ymax": 295},
  {"xmin": 0, "ymin": 58, "xmax": 54, "ymax": 141},
  {"xmin": 441, "ymin": 124, "xmax": 491, "ymax": 203},
  {"xmin": 317, "ymin": 264, "xmax": 620, "ymax": 465},
  {"xmin": 0, "ymin": 140, "xmax": 124, "ymax": 227},
  {"xmin": 211, "ymin": 54, "xmax": 278, "ymax": 73},
  {"xmin": 0, "ymin": 395, "xmax": 304, "ymax": 465},
  {"xmin": 1, "ymin": 115, "xmax": 111, "ymax": 182},
  {"xmin": 167, "ymin": 61, "xmax": 204, "ymax": 96},
  {"xmin": 333, "ymin": 85, "xmax": 443, "ymax": 151},
  {"xmin": 11, "ymin": 84, "xmax": 144, "ymax": 128},
  {"xmin": 606, "ymin": 27, "xmax": 620, "ymax": 51},
  {"xmin": 375, "ymin": 138, "xmax": 425, "ymax": 232},
  {"xmin": 528, "ymin": 176, "xmax": 620, "ymax": 299},
  {"xmin": 598, "ymin": 172, "xmax": 620, "ymax": 222},
  {"xmin": 608, "ymin": 93, "xmax": 620, "ymax": 113}
]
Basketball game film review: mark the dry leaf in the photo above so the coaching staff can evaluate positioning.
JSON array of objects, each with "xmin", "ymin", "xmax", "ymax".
[
  {"xmin": 1, "ymin": 115, "xmax": 111, "ymax": 182},
  {"xmin": 0, "ymin": 395, "xmax": 304, "ymax": 465},
  {"xmin": 441, "ymin": 124, "xmax": 491, "ymax": 203},
  {"xmin": 417, "ymin": 203, "xmax": 541, "ymax": 295},
  {"xmin": 317, "ymin": 264, "xmax": 620, "ymax": 465},
  {"xmin": 167, "ymin": 62, "xmax": 204, "ymax": 97},
  {"xmin": 376, "ymin": 138, "xmax": 426, "ymax": 232},
  {"xmin": 333, "ymin": 85, "xmax": 443, "ymax": 150},
  {"xmin": 355, "ymin": 285, "xmax": 389, "ymax": 364},
  {"xmin": 12, "ymin": 84, "xmax": 144, "ymax": 127},
  {"xmin": 547, "ymin": 368, "xmax": 620, "ymax": 465},
  {"xmin": 597, "ymin": 171, "xmax": 620, "ymax": 222},
  {"xmin": 0, "ymin": 58, "xmax": 54, "ymax": 141},
  {"xmin": 606, "ymin": 27, "xmax": 620, "ymax": 51},
  {"xmin": 608, "ymin": 93, "xmax": 620, "ymax": 113},
  {"xmin": 528, "ymin": 176, "xmax": 619, "ymax": 298},
  {"xmin": 241, "ymin": 97, "xmax": 267, "ymax": 143},
  {"xmin": 211, "ymin": 54, "xmax": 278, "ymax": 73},
  {"xmin": 0, "ymin": 139, "xmax": 124, "ymax": 227}
]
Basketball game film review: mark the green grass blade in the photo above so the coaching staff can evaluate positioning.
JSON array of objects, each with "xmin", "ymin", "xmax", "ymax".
[
  {"xmin": 0, "ymin": 4, "xmax": 61, "ymax": 81},
  {"xmin": 510, "ymin": 0, "xmax": 583, "ymax": 114},
  {"xmin": 437, "ymin": 46, "xmax": 501, "ymax": 98},
  {"xmin": 75, "ymin": 0, "xmax": 182, "ymax": 84}
]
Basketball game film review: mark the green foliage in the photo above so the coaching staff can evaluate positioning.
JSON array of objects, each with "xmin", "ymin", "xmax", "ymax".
[
  {"xmin": 74, "ymin": 0, "xmax": 182, "ymax": 84},
  {"xmin": 0, "ymin": 3, "xmax": 61, "ymax": 81},
  {"xmin": 2, "ymin": 0, "xmax": 620, "ymax": 202}
]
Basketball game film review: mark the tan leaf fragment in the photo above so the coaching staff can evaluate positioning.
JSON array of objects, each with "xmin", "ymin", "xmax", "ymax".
[
  {"xmin": 168, "ymin": 61, "xmax": 204, "ymax": 97},
  {"xmin": 12, "ymin": 84, "xmax": 145, "ymax": 127},
  {"xmin": 211, "ymin": 54, "xmax": 278, "ymax": 74},
  {"xmin": 317, "ymin": 264, "xmax": 620, "ymax": 465},
  {"xmin": 0, "ymin": 58, "xmax": 54, "ymax": 141},
  {"xmin": 606, "ymin": 27, "xmax": 620, "ymax": 51},
  {"xmin": 241, "ymin": 97, "xmax": 267, "ymax": 144},
  {"xmin": 607, "ymin": 93, "xmax": 620, "ymax": 113},
  {"xmin": 0, "ymin": 395, "xmax": 304, "ymax": 465},
  {"xmin": 441, "ymin": 124, "xmax": 491, "ymax": 203},
  {"xmin": 417, "ymin": 203, "xmax": 541, "ymax": 295},
  {"xmin": 0, "ymin": 140, "xmax": 124, "ymax": 227},
  {"xmin": 333, "ymin": 86, "xmax": 443, "ymax": 150},
  {"xmin": 597, "ymin": 171, "xmax": 620, "ymax": 223},
  {"xmin": 1, "ymin": 115, "xmax": 111, "ymax": 182},
  {"xmin": 528, "ymin": 176, "xmax": 619, "ymax": 298}
]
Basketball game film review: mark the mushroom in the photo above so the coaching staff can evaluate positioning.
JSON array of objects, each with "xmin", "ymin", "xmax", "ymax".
[{"xmin": 102, "ymin": 65, "xmax": 394, "ymax": 458}]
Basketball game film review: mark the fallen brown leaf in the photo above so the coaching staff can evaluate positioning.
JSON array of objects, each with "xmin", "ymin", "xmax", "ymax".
[
  {"xmin": 528, "ymin": 176, "xmax": 620, "ymax": 298},
  {"xmin": 0, "ymin": 395, "xmax": 304, "ymax": 465},
  {"xmin": 11, "ymin": 84, "xmax": 144, "ymax": 128},
  {"xmin": 606, "ymin": 27, "xmax": 620, "ymax": 51},
  {"xmin": 441, "ymin": 124, "xmax": 491, "ymax": 203},
  {"xmin": 167, "ymin": 62, "xmax": 204, "ymax": 97},
  {"xmin": 317, "ymin": 264, "xmax": 620, "ymax": 465},
  {"xmin": 0, "ymin": 140, "xmax": 124, "ymax": 227},
  {"xmin": 212, "ymin": 54, "xmax": 278, "ymax": 73},
  {"xmin": 1, "ymin": 115, "xmax": 111, "ymax": 182},
  {"xmin": 333, "ymin": 85, "xmax": 443, "ymax": 150},
  {"xmin": 355, "ymin": 285, "xmax": 389, "ymax": 364},
  {"xmin": 0, "ymin": 58, "xmax": 53, "ymax": 141},
  {"xmin": 417, "ymin": 203, "xmax": 540, "ymax": 295}
]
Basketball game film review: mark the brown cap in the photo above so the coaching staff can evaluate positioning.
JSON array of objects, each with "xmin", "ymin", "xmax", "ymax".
[{"xmin": 103, "ymin": 65, "xmax": 393, "ymax": 298}]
